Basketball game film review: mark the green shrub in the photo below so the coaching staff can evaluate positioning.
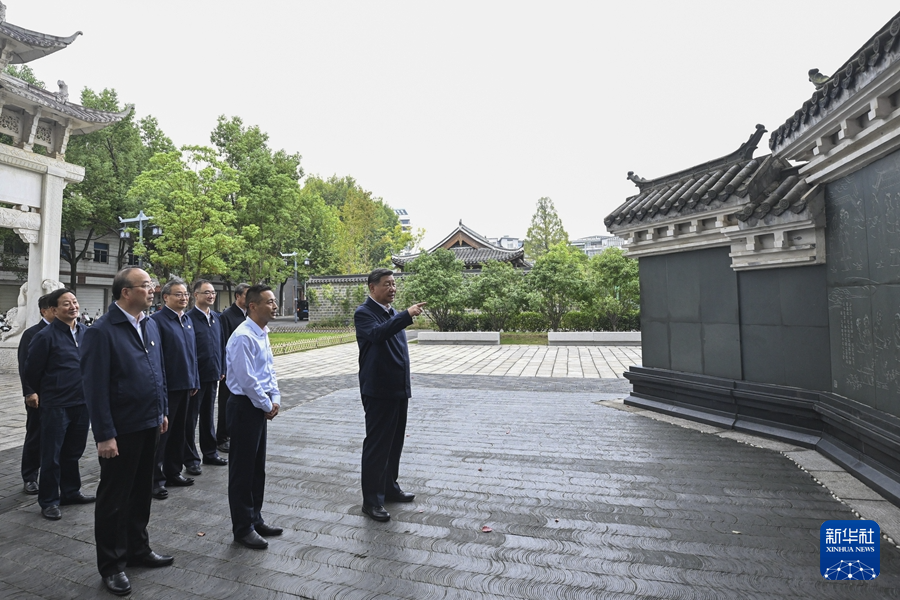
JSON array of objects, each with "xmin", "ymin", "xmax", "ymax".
[
  {"xmin": 509, "ymin": 311, "xmax": 549, "ymax": 332},
  {"xmin": 560, "ymin": 310, "xmax": 595, "ymax": 331}
]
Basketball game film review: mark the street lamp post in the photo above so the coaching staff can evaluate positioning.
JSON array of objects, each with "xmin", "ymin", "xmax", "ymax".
[
  {"xmin": 119, "ymin": 210, "xmax": 160, "ymax": 268},
  {"xmin": 280, "ymin": 251, "xmax": 299, "ymax": 322}
]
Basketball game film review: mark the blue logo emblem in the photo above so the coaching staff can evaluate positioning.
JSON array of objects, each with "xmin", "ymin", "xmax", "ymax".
[{"xmin": 820, "ymin": 520, "xmax": 879, "ymax": 580}]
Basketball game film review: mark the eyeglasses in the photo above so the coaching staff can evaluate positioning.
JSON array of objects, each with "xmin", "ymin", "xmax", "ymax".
[
  {"xmin": 198, "ymin": 291, "xmax": 217, "ymax": 296},
  {"xmin": 126, "ymin": 283, "xmax": 154, "ymax": 291},
  {"xmin": 169, "ymin": 293, "xmax": 190, "ymax": 299}
]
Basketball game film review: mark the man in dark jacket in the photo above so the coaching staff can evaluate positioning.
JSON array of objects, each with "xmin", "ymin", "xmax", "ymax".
[
  {"xmin": 25, "ymin": 288, "xmax": 94, "ymax": 520},
  {"xmin": 354, "ymin": 268, "xmax": 426, "ymax": 522},
  {"xmin": 17, "ymin": 293, "xmax": 54, "ymax": 495},
  {"xmin": 216, "ymin": 282, "xmax": 249, "ymax": 453},
  {"xmin": 81, "ymin": 267, "xmax": 173, "ymax": 596},
  {"xmin": 184, "ymin": 279, "xmax": 227, "ymax": 474},
  {"xmin": 150, "ymin": 278, "xmax": 200, "ymax": 499}
]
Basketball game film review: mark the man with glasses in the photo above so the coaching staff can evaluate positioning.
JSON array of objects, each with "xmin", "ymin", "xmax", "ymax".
[
  {"xmin": 81, "ymin": 267, "xmax": 172, "ymax": 596},
  {"xmin": 150, "ymin": 278, "xmax": 200, "ymax": 501},
  {"xmin": 184, "ymin": 280, "xmax": 227, "ymax": 475},
  {"xmin": 217, "ymin": 282, "xmax": 249, "ymax": 454}
]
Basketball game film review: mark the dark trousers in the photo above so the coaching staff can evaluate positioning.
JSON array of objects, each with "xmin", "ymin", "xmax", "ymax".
[
  {"xmin": 227, "ymin": 394, "xmax": 267, "ymax": 538},
  {"xmin": 21, "ymin": 400, "xmax": 41, "ymax": 483},
  {"xmin": 154, "ymin": 389, "xmax": 191, "ymax": 487},
  {"xmin": 184, "ymin": 381, "xmax": 218, "ymax": 466},
  {"xmin": 95, "ymin": 426, "xmax": 159, "ymax": 577},
  {"xmin": 360, "ymin": 395, "xmax": 408, "ymax": 507},
  {"xmin": 216, "ymin": 380, "xmax": 231, "ymax": 444},
  {"xmin": 38, "ymin": 404, "xmax": 90, "ymax": 509}
]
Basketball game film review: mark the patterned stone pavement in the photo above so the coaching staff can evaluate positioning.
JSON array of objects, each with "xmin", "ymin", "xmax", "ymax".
[{"xmin": 1, "ymin": 343, "xmax": 899, "ymax": 598}]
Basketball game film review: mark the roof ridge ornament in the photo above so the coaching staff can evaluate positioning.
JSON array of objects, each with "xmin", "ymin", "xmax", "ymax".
[
  {"xmin": 626, "ymin": 171, "xmax": 647, "ymax": 188},
  {"xmin": 0, "ymin": 3, "xmax": 6, "ymax": 24},
  {"xmin": 55, "ymin": 80, "xmax": 67, "ymax": 103},
  {"xmin": 808, "ymin": 68, "xmax": 830, "ymax": 90}
]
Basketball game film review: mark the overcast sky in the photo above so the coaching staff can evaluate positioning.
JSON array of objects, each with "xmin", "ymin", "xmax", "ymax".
[{"xmin": 10, "ymin": 1, "xmax": 900, "ymax": 248}]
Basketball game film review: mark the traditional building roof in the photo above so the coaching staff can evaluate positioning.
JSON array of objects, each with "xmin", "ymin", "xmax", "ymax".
[
  {"xmin": 605, "ymin": 125, "xmax": 811, "ymax": 230},
  {"xmin": 392, "ymin": 220, "xmax": 529, "ymax": 269},
  {"xmin": 769, "ymin": 11, "xmax": 900, "ymax": 155},
  {"xmin": 0, "ymin": 5, "xmax": 82, "ymax": 67},
  {"xmin": 0, "ymin": 73, "xmax": 132, "ymax": 134}
]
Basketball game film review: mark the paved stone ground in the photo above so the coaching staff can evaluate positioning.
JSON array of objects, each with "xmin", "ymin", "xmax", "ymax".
[{"xmin": 1, "ymin": 345, "xmax": 899, "ymax": 598}]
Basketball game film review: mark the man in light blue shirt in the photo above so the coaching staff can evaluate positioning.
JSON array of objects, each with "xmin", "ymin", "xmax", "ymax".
[{"xmin": 225, "ymin": 284, "xmax": 282, "ymax": 550}]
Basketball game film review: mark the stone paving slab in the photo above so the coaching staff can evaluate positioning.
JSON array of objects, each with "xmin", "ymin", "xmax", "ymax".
[{"xmin": 1, "ymin": 373, "xmax": 899, "ymax": 598}]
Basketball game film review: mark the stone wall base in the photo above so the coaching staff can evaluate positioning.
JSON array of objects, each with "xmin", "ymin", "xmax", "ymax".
[{"xmin": 624, "ymin": 366, "xmax": 900, "ymax": 508}]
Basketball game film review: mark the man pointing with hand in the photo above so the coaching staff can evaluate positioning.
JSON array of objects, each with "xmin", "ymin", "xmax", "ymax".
[{"xmin": 355, "ymin": 268, "xmax": 426, "ymax": 522}]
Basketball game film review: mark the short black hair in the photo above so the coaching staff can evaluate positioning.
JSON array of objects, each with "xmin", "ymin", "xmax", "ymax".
[
  {"xmin": 367, "ymin": 268, "xmax": 394, "ymax": 287},
  {"xmin": 46, "ymin": 288, "xmax": 74, "ymax": 308},
  {"xmin": 112, "ymin": 267, "xmax": 143, "ymax": 300},
  {"xmin": 245, "ymin": 284, "xmax": 272, "ymax": 307},
  {"xmin": 192, "ymin": 279, "xmax": 212, "ymax": 293},
  {"xmin": 234, "ymin": 283, "xmax": 250, "ymax": 298},
  {"xmin": 37, "ymin": 293, "xmax": 52, "ymax": 311}
]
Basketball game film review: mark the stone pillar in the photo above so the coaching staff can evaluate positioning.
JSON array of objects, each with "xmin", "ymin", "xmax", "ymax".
[{"xmin": 23, "ymin": 165, "xmax": 67, "ymax": 325}]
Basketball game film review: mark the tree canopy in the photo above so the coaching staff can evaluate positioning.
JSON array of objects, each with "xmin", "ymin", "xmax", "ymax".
[{"xmin": 524, "ymin": 197, "xmax": 569, "ymax": 261}]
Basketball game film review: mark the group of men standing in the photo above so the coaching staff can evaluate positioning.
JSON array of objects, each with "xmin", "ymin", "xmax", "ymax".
[
  {"xmin": 15, "ymin": 268, "xmax": 271, "ymax": 596},
  {"xmin": 15, "ymin": 265, "xmax": 424, "ymax": 596}
]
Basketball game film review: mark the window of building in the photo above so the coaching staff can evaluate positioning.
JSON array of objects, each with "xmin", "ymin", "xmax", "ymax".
[
  {"xmin": 60, "ymin": 238, "xmax": 71, "ymax": 259},
  {"xmin": 126, "ymin": 250, "xmax": 139, "ymax": 266},
  {"xmin": 93, "ymin": 242, "xmax": 109, "ymax": 263}
]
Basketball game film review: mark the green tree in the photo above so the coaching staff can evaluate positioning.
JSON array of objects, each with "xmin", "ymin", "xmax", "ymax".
[
  {"xmin": 128, "ymin": 147, "xmax": 243, "ymax": 283},
  {"xmin": 61, "ymin": 88, "xmax": 172, "ymax": 291},
  {"xmin": 211, "ymin": 116, "xmax": 306, "ymax": 285},
  {"xmin": 3, "ymin": 64, "xmax": 44, "ymax": 86},
  {"xmin": 467, "ymin": 260, "xmax": 533, "ymax": 331},
  {"xmin": 524, "ymin": 197, "xmax": 569, "ymax": 261},
  {"xmin": 586, "ymin": 247, "xmax": 640, "ymax": 331},
  {"xmin": 401, "ymin": 249, "xmax": 466, "ymax": 331},
  {"xmin": 527, "ymin": 242, "xmax": 587, "ymax": 331}
]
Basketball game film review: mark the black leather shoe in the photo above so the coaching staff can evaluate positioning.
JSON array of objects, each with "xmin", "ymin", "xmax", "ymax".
[
  {"xmin": 103, "ymin": 572, "xmax": 131, "ymax": 596},
  {"xmin": 126, "ymin": 551, "xmax": 174, "ymax": 568},
  {"xmin": 202, "ymin": 455, "xmax": 227, "ymax": 466},
  {"xmin": 184, "ymin": 464, "xmax": 202, "ymax": 476},
  {"xmin": 41, "ymin": 505, "xmax": 61, "ymax": 520},
  {"xmin": 167, "ymin": 474, "xmax": 194, "ymax": 487},
  {"xmin": 217, "ymin": 440, "xmax": 230, "ymax": 454},
  {"xmin": 361, "ymin": 504, "xmax": 390, "ymax": 521},
  {"xmin": 235, "ymin": 530, "xmax": 268, "ymax": 549},
  {"xmin": 385, "ymin": 491, "xmax": 416, "ymax": 503},
  {"xmin": 151, "ymin": 487, "xmax": 168, "ymax": 500},
  {"xmin": 255, "ymin": 522, "xmax": 283, "ymax": 537},
  {"xmin": 60, "ymin": 492, "xmax": 96, "ymax": 505},
  {"xmin": 23, "ymin": 481, "xmax": 38, "ymax": 495}
]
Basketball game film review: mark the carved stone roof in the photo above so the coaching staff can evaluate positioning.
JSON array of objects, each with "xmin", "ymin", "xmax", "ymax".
[
  {"xmin": 392, "ymin": 220, "xmax": 529, "ymax": 268},
  {"xmin": 769, "ymin": 11, "xmax": 900, "ymax": 153},
  {"xmin": 0, "ymin": 73, "xmax": 132, "ymax": 134},
  {"xmin": 606, "ymin": 126, "xmax": 814, "ymax": 231},
  {"xmin": 0, "ymin": 20, "xmax": 82, "ymax": 64}
]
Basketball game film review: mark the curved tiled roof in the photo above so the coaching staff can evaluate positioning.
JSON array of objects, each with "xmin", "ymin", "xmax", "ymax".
[
  {"xmin": 0, "ymin": 21, "xmax": 82, "ymax": 63},
  {"xmin": 769, "ymin": 12, "xmax": 900, "ymax": 152},
  {"xmin": 606, "ymin": 126, "xmax": 814, "ymax": 230},
  {"xmin": 393, "ymin": 246, "xmax": 526, "ymax": 268},
  {"xmin": 0, "ymin": 73, "xmax": 133, "ymax": 133},
  {"xmin": 605, "ymin": 125, "xmax": 768, "ymax": 228}
]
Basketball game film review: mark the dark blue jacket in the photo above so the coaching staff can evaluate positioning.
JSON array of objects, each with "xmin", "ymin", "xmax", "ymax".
[
  {"xmin": 150, "ymin": 306, "xmax": 200, "ymax": 392},
  {"xmin": 81, "ymin": 303, "xmax": 167, "ymax": 442},
  {"xmin": 17, "ymin": 320, "xmax": 47, "ymax": 397},
  {"xmin": 219, "ymin": 303, "xmax": 246, "ymax": 375},
  {"xmin": 188, "ymin": 306, "xmax": 223, "ymax": 384},
  {"xmin": 354, "ymin": 297, "xmax": 413, "ymax": 400},
  {"xmin": 24, "ymin": 319, "xmax": 86, "ymax": 409}
]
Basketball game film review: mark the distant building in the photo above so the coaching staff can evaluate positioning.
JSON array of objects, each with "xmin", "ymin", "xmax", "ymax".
[
  {"xmin": 487, "ymin": 235, "xmax": 524, "ymax": 250},
  {"xmin": 394, "ymin": 208, "xmax": 412, "ymax": 233},
  {"xmin": 392, "ymin": 220, "xmax": 529, "ymax": 270},
  {"xmin": 570, "ymin": 235, "xmax": 625, "ymax": 257}
]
